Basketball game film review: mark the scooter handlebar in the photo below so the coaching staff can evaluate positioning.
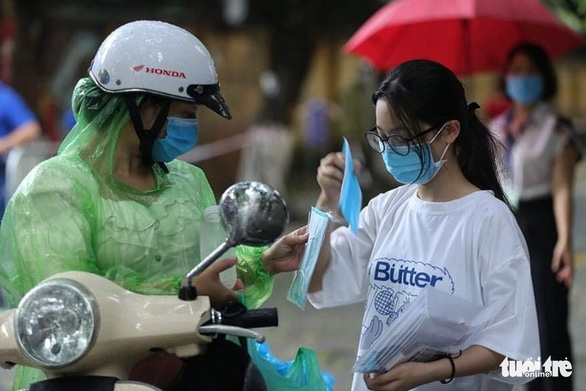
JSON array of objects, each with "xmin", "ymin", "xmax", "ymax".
[
  {"xmin": 223, "ymin": 308, "xmax": 278, "ymax": 329},
  {"xmin": 209, "ymin": 305, "xmax": 278, "ymax": 329}
]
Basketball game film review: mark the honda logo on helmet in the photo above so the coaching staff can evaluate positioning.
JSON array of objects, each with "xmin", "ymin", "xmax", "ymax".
[{"xmin": 133, "ymin": 64, "xmax": 186, "ymax": 79}]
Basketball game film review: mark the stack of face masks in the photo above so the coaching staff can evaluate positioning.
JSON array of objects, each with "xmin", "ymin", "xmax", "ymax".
[{"xmin": 352, "ymin": 288, "xmax": 488, "ymax": 374}]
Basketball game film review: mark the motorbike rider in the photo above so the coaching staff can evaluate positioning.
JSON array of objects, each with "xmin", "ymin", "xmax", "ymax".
[{"xmin": 0, "ymin": 20, "xmax": 307, "ymax": 390}]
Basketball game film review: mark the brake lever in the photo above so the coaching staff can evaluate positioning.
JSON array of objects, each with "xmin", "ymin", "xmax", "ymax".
[{"xmin": 199, "ymin": 325, "xmax": 266, "ymax": 343}]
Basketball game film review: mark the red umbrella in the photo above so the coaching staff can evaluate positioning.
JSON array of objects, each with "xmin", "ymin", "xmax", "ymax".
[{"xmin": 345, "ymin": 0, "xmax": 586, "ymax": 75}]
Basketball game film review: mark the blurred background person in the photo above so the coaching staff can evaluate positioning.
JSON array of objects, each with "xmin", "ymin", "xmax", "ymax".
[
  {"xmin": 490, "ymin": 42, "xmax": 582, "ymax": 391},
  {"xmin": 0, "ymin": 80, "xmax": 41, "ymax": 218}
]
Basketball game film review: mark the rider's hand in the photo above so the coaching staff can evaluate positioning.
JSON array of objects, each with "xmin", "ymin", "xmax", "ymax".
[
  {"xmin": 192, "ymin": 257, "xmax": 241, "ymax": 309},
  {"xmin": 262, "ymin": 226, "xmax": 309, "ymax": 275}
]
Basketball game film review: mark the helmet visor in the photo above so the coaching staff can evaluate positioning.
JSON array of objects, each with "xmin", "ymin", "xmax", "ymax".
[{"xmin": 187, "ymin": 84, "xmax": 232, "ymax": 119}]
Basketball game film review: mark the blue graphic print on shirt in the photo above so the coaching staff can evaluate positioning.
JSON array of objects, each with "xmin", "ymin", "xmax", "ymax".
[{"xmin": 359, "ymin": 258, "xmax": 455, "ymax": 350}]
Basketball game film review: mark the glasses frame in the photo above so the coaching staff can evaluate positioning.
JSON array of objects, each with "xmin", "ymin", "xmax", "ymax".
[{"xmin": 364, "ymin": 124, "xmax": 439, "ymax": 155}]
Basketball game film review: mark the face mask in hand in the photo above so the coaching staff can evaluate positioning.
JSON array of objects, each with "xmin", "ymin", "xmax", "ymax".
[
  {"xmin": 287, "ymin": 207, "xmax": 330, "ymax": 310},
  {"xmin": 505, "ymin": 75, "xmax": 544, "ymax": 105},
  {"xmin": 382, "ymin": 124, "xmax": 449, "ymax": 185},
  {"xmin": 152, "ymin": 116, "xmax": 199, "ymax": 162}
]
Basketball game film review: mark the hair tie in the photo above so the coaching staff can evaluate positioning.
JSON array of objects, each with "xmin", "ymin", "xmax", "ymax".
[
  {"xmin": 467, "ymin": 102, "xmax": 480, "ymax": 113},
  {"xmin": 439, "ymin": 350, "xmax": 462, "ymax": 384}
]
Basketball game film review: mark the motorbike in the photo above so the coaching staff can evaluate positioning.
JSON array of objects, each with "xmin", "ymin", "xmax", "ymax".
[{"xmin": 0, "ymin": 181, "xmax": 290, "ymax": 391}]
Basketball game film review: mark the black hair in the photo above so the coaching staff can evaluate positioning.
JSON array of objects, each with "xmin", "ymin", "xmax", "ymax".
[
  {"xmin": 504, "ymin": 42, "xmax": 558, "ymax": 101},
  {"xmin": 372, "ymin": 59, "xmax": 509, "ymax": 205}
]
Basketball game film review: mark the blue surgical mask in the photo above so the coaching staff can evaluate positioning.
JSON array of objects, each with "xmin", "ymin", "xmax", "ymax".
[
  {"xmin": 287, "ymin": 207, "xmax": 330, "ymax": 309},
  {"xmin": 382, "ymin": 125, "xmax": 449, "ymax": 185},
  {"xmin": 505, "ymin": 75, "xmax": 544, "ymax": 105},
  {"xmin": 339, "ymin": 137, "xmax": 362, "ymax": 234},
  {"xmin": 152, "ymin": 116, "xmax": 198, "ymax": 162}
]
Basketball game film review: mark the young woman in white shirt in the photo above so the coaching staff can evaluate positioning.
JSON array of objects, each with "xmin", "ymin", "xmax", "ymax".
[{"xmin": 263, "ymin": 59, "xmax": 540, "ymax": 390}]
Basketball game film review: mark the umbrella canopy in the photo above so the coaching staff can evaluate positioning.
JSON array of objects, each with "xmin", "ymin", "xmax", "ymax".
[{"xmin": 345, "ymin": 0, "xmax": 586, "ymax": 75}]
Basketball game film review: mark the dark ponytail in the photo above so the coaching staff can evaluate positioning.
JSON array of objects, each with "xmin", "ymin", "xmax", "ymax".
[
  {"xmin": 373, "ymin": 59, "xmax": 509, "ymax": 206},
  {"xmin": 458, "ymin": 104, "xmax": 509, "ymax": 205}
]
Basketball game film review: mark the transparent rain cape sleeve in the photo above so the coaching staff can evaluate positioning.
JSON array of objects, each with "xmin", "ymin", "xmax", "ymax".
[{"xmin": 0, "ymin": 78, "xmax": 272, "ymax": 390}]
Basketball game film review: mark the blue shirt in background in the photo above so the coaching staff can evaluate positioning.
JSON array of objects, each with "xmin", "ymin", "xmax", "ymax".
[
  {"xmin": 0, "ymin": 81, "xmax": 38, "ymax": 218},
  {"xmin": 0, "ymin": 81, "xmax": 37, "ymax": 140}
]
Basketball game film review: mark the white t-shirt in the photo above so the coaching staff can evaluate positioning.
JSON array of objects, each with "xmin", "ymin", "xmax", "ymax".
[
  {"xmin": 490, "ymin": 103, "xmax": 582, "ymax": 204},
  {"xmin": 308, "ymin": 185, "xmax": 540, "ymax": 391}
]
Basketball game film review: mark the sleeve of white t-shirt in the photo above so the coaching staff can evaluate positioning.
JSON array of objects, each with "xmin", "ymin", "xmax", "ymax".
[
  {"xmin": 470, "ymin": 203, "xmax": 540, "ymax": 384},
  {"xmin": 307, "ymin": 195, "xmax": 381, "ymax": 309}
]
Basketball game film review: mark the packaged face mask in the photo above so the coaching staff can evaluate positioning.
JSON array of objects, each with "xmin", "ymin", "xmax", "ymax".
[
  {"xmin": 339, "ymin": 137, "xmax": 362, "ymax": 234},
  {"xmin": 352, "ymin": 287, "xmax": 488, "ymax": 374},
  {"xmin": 287, "ymin": 207, "xmax": 330, "ymax": 309}
]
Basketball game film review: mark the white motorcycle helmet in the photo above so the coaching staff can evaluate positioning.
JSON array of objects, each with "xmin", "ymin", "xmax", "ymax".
[{"xmin": 89, "ymin": 20, "xmax": 231, "ymax": 119}]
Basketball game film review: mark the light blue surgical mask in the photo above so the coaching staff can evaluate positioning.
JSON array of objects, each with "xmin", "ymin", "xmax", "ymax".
[
  {"xmin": 505, "ymin": 75, "xmax": 544, "ymax": 105},
  {"xmin": 287, "ymin": 207, "xmax": 330, "ymax": 310},
  {"xmin": 382, "ymin": 124, "xmax": 449, "ymax": 185},
  {"xmin": 339, "ymin": 137, "xmax": 362, "ymax": 234},
  {"xmin": 152, "ymin": 116, "xmax": 198, "ymax": 162}
]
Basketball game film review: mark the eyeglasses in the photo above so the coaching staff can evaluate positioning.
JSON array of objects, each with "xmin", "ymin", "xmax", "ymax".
[{"xmin": 364, "ymin": 125, "xmax": 438, "ymax": 156}]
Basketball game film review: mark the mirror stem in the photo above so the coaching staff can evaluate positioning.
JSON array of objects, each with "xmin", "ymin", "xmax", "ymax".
[{"xmin": 185, "ymin": 240, "xmax": 233, "ymax": 286}]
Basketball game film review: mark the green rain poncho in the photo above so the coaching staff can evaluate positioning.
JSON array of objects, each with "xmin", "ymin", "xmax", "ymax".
[{"xmin": 0, "ymin": 78, "xmax": 273, "ymax": 389}]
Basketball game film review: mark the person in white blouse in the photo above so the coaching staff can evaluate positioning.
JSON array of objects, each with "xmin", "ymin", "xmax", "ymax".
[
  {"xmin": 490, "ymin": 42, "xmax": 582, "ymax": 391},
  {"xmin": 263, "ymin": 59, "xmax": 540, "ymax": 390}
]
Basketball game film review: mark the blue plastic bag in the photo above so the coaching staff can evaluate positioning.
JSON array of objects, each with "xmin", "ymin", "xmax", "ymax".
[{"xmin": 248, "ymin": 339, "xmax": 335, "ymax": 391}]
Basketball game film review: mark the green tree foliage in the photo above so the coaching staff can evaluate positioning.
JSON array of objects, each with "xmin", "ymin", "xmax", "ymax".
[{"xmin": 541, "ymin": 0, "xmax": 586, "ymax": 32}]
